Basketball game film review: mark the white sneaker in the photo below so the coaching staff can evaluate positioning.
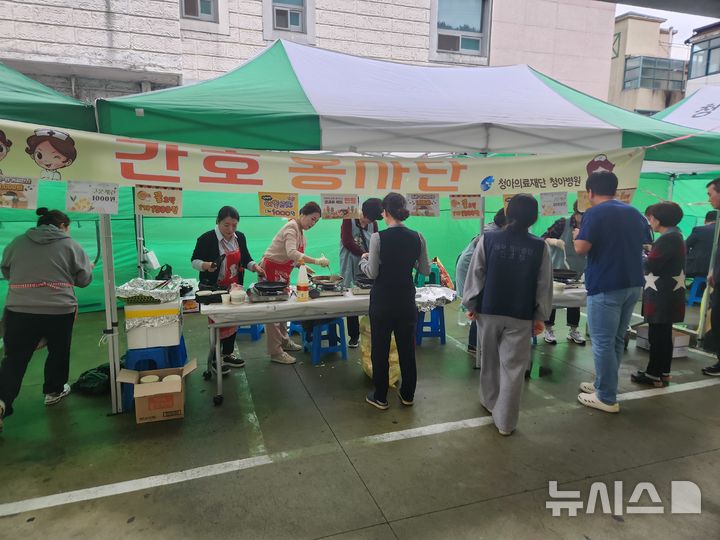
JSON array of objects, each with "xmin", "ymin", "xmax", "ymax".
[
  {"xmin": 271, "ymin": 351, "xmax": 296, "ymax": 364},
  {"xmin": 577, "ymin": 392, "xmax": 619, "ymax": 413},
  {"xmin": 579, "ymin": 382, "xmax": 595, "ymax": 394},
  {"xmin": 44, "ymin": 384, "xmax": 71, "ymax": 406},
  {"xmin": 282, "ymin": 339, "xmax": 303, "ymax": 352},
  {"xmin": 544, "ymin": 329, "xmax": 557, "ymax": 345},
  {"xmin": 568, "ymin": 329, "xmax": 586, "ymax": 345}
]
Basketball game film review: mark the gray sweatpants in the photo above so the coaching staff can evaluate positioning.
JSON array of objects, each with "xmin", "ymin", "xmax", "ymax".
[{"xmin": 476, "ymin": 314, "xmax": 532, "ymax": 433}]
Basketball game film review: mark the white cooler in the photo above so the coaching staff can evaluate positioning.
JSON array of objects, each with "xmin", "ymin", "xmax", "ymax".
[{"xmin": 124, "ymin": 299, "xmax": 182, "ymax": 349}]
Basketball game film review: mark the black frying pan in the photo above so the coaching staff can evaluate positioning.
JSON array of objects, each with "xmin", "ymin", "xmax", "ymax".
[{"xmin": 254, "ymin": 281, "xmax": 288, "ymax": 293}]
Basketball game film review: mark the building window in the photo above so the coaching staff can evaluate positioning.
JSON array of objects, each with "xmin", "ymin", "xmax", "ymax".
[
  {"xmin": 273, "ymin": 0, "xmax": 304, "ymax": 33},
  {"xmin": 436, "ymin": 0, "xmax": 486, "ymax": 55},
  {"xmin": 612, "ymin": 33, "xmax": 621, "ymax": 59},
  {"xmin": 690, "ymin": 38, "xmax": 720, "ymax": 79},
  {"xmin": 623, "ymin": 56, "xmax": 685, "ymax": 91},
  {"xmin": 181, "ymin": 0, "xmax": 217, "ymax": 22}
]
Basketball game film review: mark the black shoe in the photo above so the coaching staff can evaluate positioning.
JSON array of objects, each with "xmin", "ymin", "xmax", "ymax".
[
  {"xmin": 702, "ymin": 362, "xmax": 720, "ymax": 377},
  {"xmin": 348, "ymin": 338, "xmax": 359, "ymax": 348},
  {"xmin": 365, "ymin": 392, "xmax": 389, "ymax": 410},
  {"xmin": 222, "ymin": 353, "xmax": 245, "ymax": 368},
  {"xmin": 631, "ymin": 371, "xmax": 663, "ymax": 387},
  {"xmin": 467, "ymin": 344, "xmax": 477, "ymax": 353},
  {"xmin": 211, "ymin": 361, "xmax": 231, "ymax": 376},
  {"xmin": 397, "ymin": 388, "xmax": 414, "ymax": 406}
]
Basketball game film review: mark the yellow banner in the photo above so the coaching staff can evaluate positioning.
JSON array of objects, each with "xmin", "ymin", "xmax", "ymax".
[{"xmin": 0, "ymin": 119, "xmax": 645, "ymax": 196}]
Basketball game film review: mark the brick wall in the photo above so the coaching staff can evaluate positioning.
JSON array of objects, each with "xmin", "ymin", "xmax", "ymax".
[{"xmin": 0, "ymin": 0, "xmax": 614, "ymax": 100}]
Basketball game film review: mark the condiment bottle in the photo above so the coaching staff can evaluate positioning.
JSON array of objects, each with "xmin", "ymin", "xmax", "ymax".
[{"xmin": 297, "ymin": 264, "xmax": 309, "ymax": 302}]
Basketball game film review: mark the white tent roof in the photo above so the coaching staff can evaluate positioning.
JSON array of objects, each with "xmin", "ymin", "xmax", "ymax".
[{"xmin": 655, "ymin": 86, "xmax": 720, "ymax": 132}]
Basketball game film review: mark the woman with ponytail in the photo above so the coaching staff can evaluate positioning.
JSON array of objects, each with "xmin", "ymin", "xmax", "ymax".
[
  {"xmin": 0, "ymin": 207, "xmax": 93, "ymax": 432},
  {"xmin": 360, "ymin": 192, "xmax": 430, "ymax": 410}
]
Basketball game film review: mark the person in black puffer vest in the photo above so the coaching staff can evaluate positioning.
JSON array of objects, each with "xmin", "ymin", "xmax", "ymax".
[
  {"xmin": 360, "ymin": 192, "xmax": 431, "ymax": 410},
  {"xmin": 462, "ymin": 195, "xmax": 552, "ymax": 436}
]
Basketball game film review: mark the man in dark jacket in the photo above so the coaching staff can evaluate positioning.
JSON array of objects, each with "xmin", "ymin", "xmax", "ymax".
[
  {"xmin": 702, "ymin": 179, "xmax": 720, "ymax": 376},
  {"xmin": 686, "ymin": 210, "xmax": 716, "ymax": 277}
]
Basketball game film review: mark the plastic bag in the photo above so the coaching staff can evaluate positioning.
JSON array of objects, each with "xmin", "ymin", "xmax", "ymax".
[
  {"xmin": 359, "ymin": 316, "xmax": 400, "ymax": 387},
  {"xmin": 71, "ymin": 363, "xmax": 111, "ymax": 396}
]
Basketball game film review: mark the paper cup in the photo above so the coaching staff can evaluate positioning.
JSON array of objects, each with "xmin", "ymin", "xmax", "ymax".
[{"xmin": 221, "ymin": 294, "xmax": 231, "ymax": 304}]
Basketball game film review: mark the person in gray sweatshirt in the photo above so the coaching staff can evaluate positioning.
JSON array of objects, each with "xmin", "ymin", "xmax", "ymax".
[{"xmin": 0, "ymin": 207, "xmax": 93, "ymax": 432}]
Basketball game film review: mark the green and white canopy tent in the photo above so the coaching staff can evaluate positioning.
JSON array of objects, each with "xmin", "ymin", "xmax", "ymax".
[
  {"xmin": 97, "ymin": 40, "xmax": 720, "ymax": 164},
  {"xmin": 0, "ymin": 62, "xmax": 96, "ymax": 131},
  {"xmin": 654, "ymin": 85, "xmax": 720, "ymax": 132}
]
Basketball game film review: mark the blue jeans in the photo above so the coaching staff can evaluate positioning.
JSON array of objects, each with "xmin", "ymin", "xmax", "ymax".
[{"xmin": 586, "ymin": 287, "xmax": 641, "ymax": 404}]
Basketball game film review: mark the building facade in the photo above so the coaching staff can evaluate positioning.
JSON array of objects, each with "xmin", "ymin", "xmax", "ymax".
[
  {"xmin": 0, "ymin": 0, "xmax": 615, "ymax": 102},
  {"xmin": 608, "ymin": 12, "xmax": 686, "ymax": 115},
  {"xmin": 686, "ymin": 21, "xmax": 720, "ymax": 93}
]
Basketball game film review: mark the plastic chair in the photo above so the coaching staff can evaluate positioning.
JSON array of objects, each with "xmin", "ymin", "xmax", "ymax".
[
  {"xmin": 288, "ymin": 321, "xmax": 304, "ymax": 337},
  {"xmin": 414, "ymin": 264, "xmax": 440, "ymax": 287},
  {"xmin": 236, "ymin": 324, "xmax": 265, "ymax": 341},
  {"xmin": 687, "ymin": 277, "xmax": 706, "ymax": 306},
  {"xmin": 416, "ymin": 306, "xmax": 446, "ymax": 345},
  {"xmin": 302, "ymin": 318, "xmax": 348, "ymax": 365}
]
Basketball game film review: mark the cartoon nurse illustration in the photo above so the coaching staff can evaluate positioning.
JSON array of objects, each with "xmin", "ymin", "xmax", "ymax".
[
  {"xmin": 25, "ymin": 128, "xmax": 77, "ymax": 181},
  {"xmin": 0, "ymin": 130, "xmax": 12, "ymax": 176}
]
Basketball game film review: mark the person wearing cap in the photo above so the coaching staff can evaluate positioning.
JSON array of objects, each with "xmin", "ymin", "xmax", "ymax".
[
  {"xmin": 339, "ymin": 197, "xmax": 383, "ymax": 348},
  {"xmin": 541, "ymin": 201, "xmax": 587, "ymax": 346}
]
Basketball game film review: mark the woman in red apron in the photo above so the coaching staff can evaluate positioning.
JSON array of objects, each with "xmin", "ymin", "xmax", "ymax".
[
  {"xmin": 258, "ymin": 202, "xmax": 329, "ymax": 364},
  {"xmin": 191, "ymin": 206, "xmax": 264, "ymax": 374}
]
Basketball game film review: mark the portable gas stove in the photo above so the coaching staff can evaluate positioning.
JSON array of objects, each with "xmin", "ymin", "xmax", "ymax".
[
  {"xmin": 351, "ymin": 283, "xmax": 372, "ymax": 295},
  {"xmin": 311, "ymin": 284, "xmax": 346, "ymax": 297},
  {"xmin": 247, "ymin": 286, "xmax": 289, "ymax": 303}
]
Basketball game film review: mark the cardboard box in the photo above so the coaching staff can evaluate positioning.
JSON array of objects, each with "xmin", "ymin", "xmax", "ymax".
[
  {"xmin": 635, "ymin": 325, "xmax": 690, "ymax": 358},
  {"xmin": 124, "ymin": 299, "xmax": 182, "ymax": 348},
  {"xmin": 117, "ymin": 359, "xmax": 196, "ymax": 424}
]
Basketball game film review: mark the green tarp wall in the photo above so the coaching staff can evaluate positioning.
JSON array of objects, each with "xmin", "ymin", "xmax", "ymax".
[{"xmin": 1, "ymin": 173, "xmax": 716, "ymax": 313}]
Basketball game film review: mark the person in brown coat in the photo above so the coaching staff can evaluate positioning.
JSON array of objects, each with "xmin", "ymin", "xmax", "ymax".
[{"xmin": 632, "ymin": 202, "xmax": 686, "ymax": 387}]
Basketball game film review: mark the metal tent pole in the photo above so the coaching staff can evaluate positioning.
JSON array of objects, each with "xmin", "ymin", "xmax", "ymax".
[
  {"xmin": 99, "ymin": 213, "xmax": 122, "ymax": 414},
  {"xmin": 135, "ymin": 214, "xmax": 145, "ymax": 279}
]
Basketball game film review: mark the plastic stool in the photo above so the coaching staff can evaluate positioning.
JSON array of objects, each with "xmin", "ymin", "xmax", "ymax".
[
  {"xmin": 236, "ymin": 324, "xmax": 265, "ymax": 341},
  {"xmin": 302, "ymin": 318, "xmax": 348, "ymax": 365},
  {"xmin": 416, "ymin": 306, "xmax": 446, "ymax": 345},
  {"xmin": 167, "ymin": 335, "xmax": 188, "ymax": 368},
  {"xmin": 288, "ymin": 321, "xmax": 304, "ymax": 337},
  {"xmin": 687, "ymin": 277, "xmax": 706, "ymax": 306}
]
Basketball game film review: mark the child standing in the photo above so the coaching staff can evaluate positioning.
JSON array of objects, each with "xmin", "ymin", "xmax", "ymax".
[{"xmin": 632, "ymin": 202, "xmax": 686, "ymax": 387}]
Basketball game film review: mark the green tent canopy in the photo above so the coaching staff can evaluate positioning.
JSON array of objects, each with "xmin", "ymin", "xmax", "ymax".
[
  {"xmin": 0, "ymin": 62, "xmax": 96, "ymax": 132},
  {"xmin": 98, "ymin": 40, "xmax": 720, "ymax": 164}
]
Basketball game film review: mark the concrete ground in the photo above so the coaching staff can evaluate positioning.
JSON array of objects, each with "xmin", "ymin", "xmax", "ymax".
[{"xmin": 0, "ymin": 302, "xmax": 719, "ymax": 539}]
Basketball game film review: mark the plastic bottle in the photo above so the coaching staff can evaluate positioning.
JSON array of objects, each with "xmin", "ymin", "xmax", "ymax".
[
  {"xmin": 457, "ymin": 305, "xmax": 469, "ymax": 326},
  {"xmin": 296, "ymin": 263, "xmax": 309, "ymax": 302}
]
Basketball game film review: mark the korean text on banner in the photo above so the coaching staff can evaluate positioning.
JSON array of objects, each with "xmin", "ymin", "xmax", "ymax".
[
  {"xmin": 134, "ymin": 185, "xmax": 182, "ymax": 217},
  {"xmin": 450, "ymin": 194, "xmax": 483, "ymax": 220},
  {"xmin": 540, "ymin": 192, "xmax": 568, "ymax": 217},
  {"xmin": 258, "ymin": 192, "xmax": 298, "ymax": 218},
  {"xmin": 321, "ymin": 193, "xmax": 360, "ymax": 219},
  {"xmin": 0, "ymin": 176, "xmax": 38, "ymax": 209},
  {"xmin": 0, "ymin": 118, "xmax": 645, "ymax": 196},
  {"xmin": 407, "ymin": 193, "xmax": 440, "ymax": 217},
  {"xmin": 67, "ymin": 181, "xmax": 119, "ymax": 214}
]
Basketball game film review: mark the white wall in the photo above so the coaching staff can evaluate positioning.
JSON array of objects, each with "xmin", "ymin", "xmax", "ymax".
[{"xmin": 0, "ymin": 0, "xmax": 614, "ymax": 101}]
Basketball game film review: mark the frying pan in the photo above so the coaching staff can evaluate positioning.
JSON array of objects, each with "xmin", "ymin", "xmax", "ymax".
[
  {"xmin": 310, "ymin": 274, "xmax": 344, "ymax": 290},
  {"xmin": 254, "ymin": 281, "xmax": 288, "ymax": 293}
]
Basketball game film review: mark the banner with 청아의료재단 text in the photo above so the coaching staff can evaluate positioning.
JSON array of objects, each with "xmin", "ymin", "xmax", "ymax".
[{"xmin": 0, "ymin": 118, "xmax": 645, "ymax": 196}]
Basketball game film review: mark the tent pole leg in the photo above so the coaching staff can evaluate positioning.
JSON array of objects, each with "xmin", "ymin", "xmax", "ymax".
[
  {"xmin": 134, "ymin": 188, "xmax": 145, "ymax": 279},
  {"xmin": 100, "ymin": 213, "xmax": 122, "ymax": 414}
]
